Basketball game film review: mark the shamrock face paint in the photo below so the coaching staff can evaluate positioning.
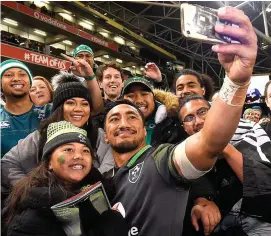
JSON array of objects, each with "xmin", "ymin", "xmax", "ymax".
[
  {"xmin": 58, "ymin": 154, "xmax": 66, "ymax": 165},
  {"xmin": 49, "ymin": 142, "xmax": 92, "ymax": 183}
]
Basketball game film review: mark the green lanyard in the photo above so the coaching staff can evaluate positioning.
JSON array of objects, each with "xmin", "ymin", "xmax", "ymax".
[{"xmin": 127, "ymin": 145, "xmax": 151, "ymax": 168}]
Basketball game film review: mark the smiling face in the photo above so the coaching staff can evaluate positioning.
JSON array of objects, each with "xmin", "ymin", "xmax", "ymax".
[
  {"xmin": 1, "ymin": 68, "xmax": 30, "ymax": 98},
  {"xmin": 104, "ymin": 104, "xmax": 146, "ymax": 153},
  {"xmin": 179, "ymin": 99, "xmax": 210, "ymax": 136},
  {"xmin": 63, "ymin": 97, "xmax": 90, "ymax": 127},
  {"xmin": 75, "ymin": 52, "xmax": 94, "ymax": 67},
  {"xmin": 49, "ymin": 142, "xmax": 92, "ymax": 183},
  {"xmin": 244, "ymin": 111, "xmax": 255, "ymax": 122},
  {"xmin": 99, "ymin": 67, "xmax": 123, "ymax": 101},
  {"xmin": 176, "ymin": 74, "xmax": 205, "ymax": 99},
  {"xmin": 253, "ymin": 110, "xmax": 262, "ymax": 122},
  {"xmin": 123, "ymin": 85, "xmax": 155, "ymax": 119},
  {"xmin": 29, "ymin": 79, "xmax": 51, "ymax": 106}
]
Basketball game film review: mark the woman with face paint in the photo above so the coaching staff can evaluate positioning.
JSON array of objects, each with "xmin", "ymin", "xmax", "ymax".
[
  {"xmin": 3, "ymin": 121, "xmax": 128, "ymax": 236},
  {"xmin": 1, "ymin": 72, "xmax": 99, "ymax": 200}
]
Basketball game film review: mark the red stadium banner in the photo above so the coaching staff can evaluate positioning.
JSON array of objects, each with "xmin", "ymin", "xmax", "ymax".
[
  {"xmin": 1, "ymin": 1, "xmax": 118, "ymax": 51},
  {"xmin": 1, "ymin": 43, "xmax": 71, "ymax": 71}
]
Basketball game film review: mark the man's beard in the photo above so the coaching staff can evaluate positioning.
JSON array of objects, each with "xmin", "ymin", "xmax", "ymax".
[
  {"xmin": 4, "ymin": 91, "xmax": 28, "ymax": 99},
  {"xmin": 111, "ymin": 141, "xmax": 140, "ymax": 153}
]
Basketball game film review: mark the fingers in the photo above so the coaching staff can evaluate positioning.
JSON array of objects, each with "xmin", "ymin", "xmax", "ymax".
[
  {"xmin": 61, "ymin": 53, "xmax": 91, "ymax": 69},
  {"xmin": 215, "ymin": 24, "xmax": 248, "ymax": 44},
  {"xmin": 191, "ymin": 213, "xmax": 199, "ymax": 232},
  {"xmin": 61, "ymin": 53, "xmax": 76, "ymax": 63},
  {"xmin": 217, "ymin": 7, "xmax": 252, "ymax": 30},
  {"xmin": 217, "ymin": 9, "xmax": 253, "ymax": 49},
  {"xmin": 191, "ymin": 201, "xmax": 221, "ymax": 235},
  {"xmin": 145, "ymin": 62, "xmax": 158, "ymax": 70}
]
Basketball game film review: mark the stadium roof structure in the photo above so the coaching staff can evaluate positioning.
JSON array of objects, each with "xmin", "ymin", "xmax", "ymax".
[{"xmin": 81, "ymin": 1, "xmax": 271, "ymax": 86}]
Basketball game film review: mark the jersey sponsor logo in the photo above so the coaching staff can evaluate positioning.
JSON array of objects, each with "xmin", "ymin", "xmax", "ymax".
[
  {"xmin": 128, "ymin": 161, "xmax": 144, "ymax": 183},
  {"xmin": 0, "ymin": 121, "xmax": 10, "ymax": 129},
  {"xmin": 128, "ymin": 226, "xmax": 139, "ymax": 235},
  {"xmin": 34, "ymin": 107, "xmax": 46, "ymax": 120}
]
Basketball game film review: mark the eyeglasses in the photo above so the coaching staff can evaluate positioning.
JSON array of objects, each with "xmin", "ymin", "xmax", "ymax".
[{"xmin": 182, "ymin": 107, "xmax": 209, "ymax": 125}]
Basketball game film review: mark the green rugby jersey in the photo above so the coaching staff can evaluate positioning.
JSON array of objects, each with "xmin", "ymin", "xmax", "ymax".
[{"xmin": 0, "ymin": 104, "xmax": 52, "ymax": 158}]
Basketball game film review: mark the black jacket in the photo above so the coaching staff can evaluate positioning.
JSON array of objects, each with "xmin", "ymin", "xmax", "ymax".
[
  {"xmin": 2, "ymin": 168, "xmax": 128, "ymax": 236},
  {"xmin": 150, "ymin": 89, "xmax": 187, "ymax": 147}
]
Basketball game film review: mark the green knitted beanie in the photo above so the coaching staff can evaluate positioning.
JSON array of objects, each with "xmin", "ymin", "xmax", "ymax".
[
  {"xmin": 42, "ymin": 121, "xmax": 92, "ymax": 160},
  {"xmin": 73, "ymin": 44, "xmax": 94, "ymax": 58},
  {"xmin": 0, "ymin": 59, "xmax": 33, "ymax": 86}
]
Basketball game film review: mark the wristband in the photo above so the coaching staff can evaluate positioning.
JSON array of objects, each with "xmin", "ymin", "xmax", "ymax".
[
  {"xmin": 85, "ymin": 74, "xmax": 96, "ymax": 81},
  {"xmin": 219, "ymin": 76, "xmax": 251, "ymax": 106}
]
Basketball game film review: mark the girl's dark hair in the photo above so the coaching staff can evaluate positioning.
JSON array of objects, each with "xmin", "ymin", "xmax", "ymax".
[{"xmin": 4, "ymin": 159, "xmax": 68, "ymax": 224}]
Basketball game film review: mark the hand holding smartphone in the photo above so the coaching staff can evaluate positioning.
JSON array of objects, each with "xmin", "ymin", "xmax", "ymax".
[{"xmin": 181, "ymin": 3, "xmax": 239, "ymax": 44}]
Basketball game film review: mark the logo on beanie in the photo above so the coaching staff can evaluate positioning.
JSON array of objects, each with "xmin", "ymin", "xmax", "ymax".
[{"xmin": 78, "ymin": 134, "xmax": 86, "ymax": 143}]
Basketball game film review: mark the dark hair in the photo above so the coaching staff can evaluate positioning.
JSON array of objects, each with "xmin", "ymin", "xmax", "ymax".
[
  {"xmin": 174, "ymin": 69, "xmax": 204, "ymax": 88},
  {"xmin": 96, "ymin": 62, "xmax": 124, "ymax": 82},
  {"xmin": 103, "ymin": 99, "xmax": 145, "ymax": 130},
  {"xmin": 178, "ymin": 95, "xmax": 211, "ymax": 120},
  {"xmin": 200, "ymin": 74, "xmax": 215, "ymax": 100},
  {"xmin": 4, "ymin": 159, "xmax": 68, "ymax": 224},
  {"xmin": 264, "ymin": 80, "xmax": 271, "ymax": 99}
]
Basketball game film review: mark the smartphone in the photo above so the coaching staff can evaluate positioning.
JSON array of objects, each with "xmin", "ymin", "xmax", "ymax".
[{"xmin": 180, "ymin": 3, "xmax": 239, "ymax": 44}]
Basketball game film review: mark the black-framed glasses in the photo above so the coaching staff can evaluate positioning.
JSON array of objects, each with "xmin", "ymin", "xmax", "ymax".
[{"xmin": 183, "ymin": 107, "xmax": 209, "ymax": 125}]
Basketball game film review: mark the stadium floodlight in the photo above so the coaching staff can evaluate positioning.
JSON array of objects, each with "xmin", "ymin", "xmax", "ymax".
[
  {"xmin": 79, "ymin": 21, "xmax": 94, "ymax": 30},
  {"xmin": 132, "ymin": 65, "xmax": 136, "ymax": 68},
  {"xmin": 34, "ymin": 29, "xmax": 47, "ymax": 36},
  {"xmin": 3, "ymin": 18, "xmax": 18, "ymax": 26},
  {"xmin": 99, "ymin": 32, "xmax": 109, "ymax": 38},
  {"xmin": 63, "ymin": 40, "xmax": 72, "ymax": 45},
  {"xmin": 82, "ymin": 19, "xmax": 94, "ymax": 25},
  {"xmin": 113, "ymin": 36, "xmax": 125, "ymax": 45},
  {"xmin": 116, "ymin": 59, "xmax": 123, "ymax": 63}
]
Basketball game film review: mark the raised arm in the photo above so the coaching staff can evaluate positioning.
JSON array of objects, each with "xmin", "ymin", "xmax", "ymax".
[
  {"xmin": 144, "ymin": 62, "xmax": 169, "ymax": 90},
  {"xmin": 61, "ymin": 54, "xmax": 104, "ymax": 116},
  {"xmin": 173, "ymin": 7, "xmax": 257, "ymax": 177}
]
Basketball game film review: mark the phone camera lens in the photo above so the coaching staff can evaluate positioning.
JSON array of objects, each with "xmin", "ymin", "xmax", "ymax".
[{"xmin": 187, "ymin": 31, "xmax": 190, "ymax": 34}]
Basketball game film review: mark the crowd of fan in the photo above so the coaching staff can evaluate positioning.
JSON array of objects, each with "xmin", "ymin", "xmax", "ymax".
[{"xmin": 1, "ymin": 6, "xmax": 271, "ymax": 236}]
